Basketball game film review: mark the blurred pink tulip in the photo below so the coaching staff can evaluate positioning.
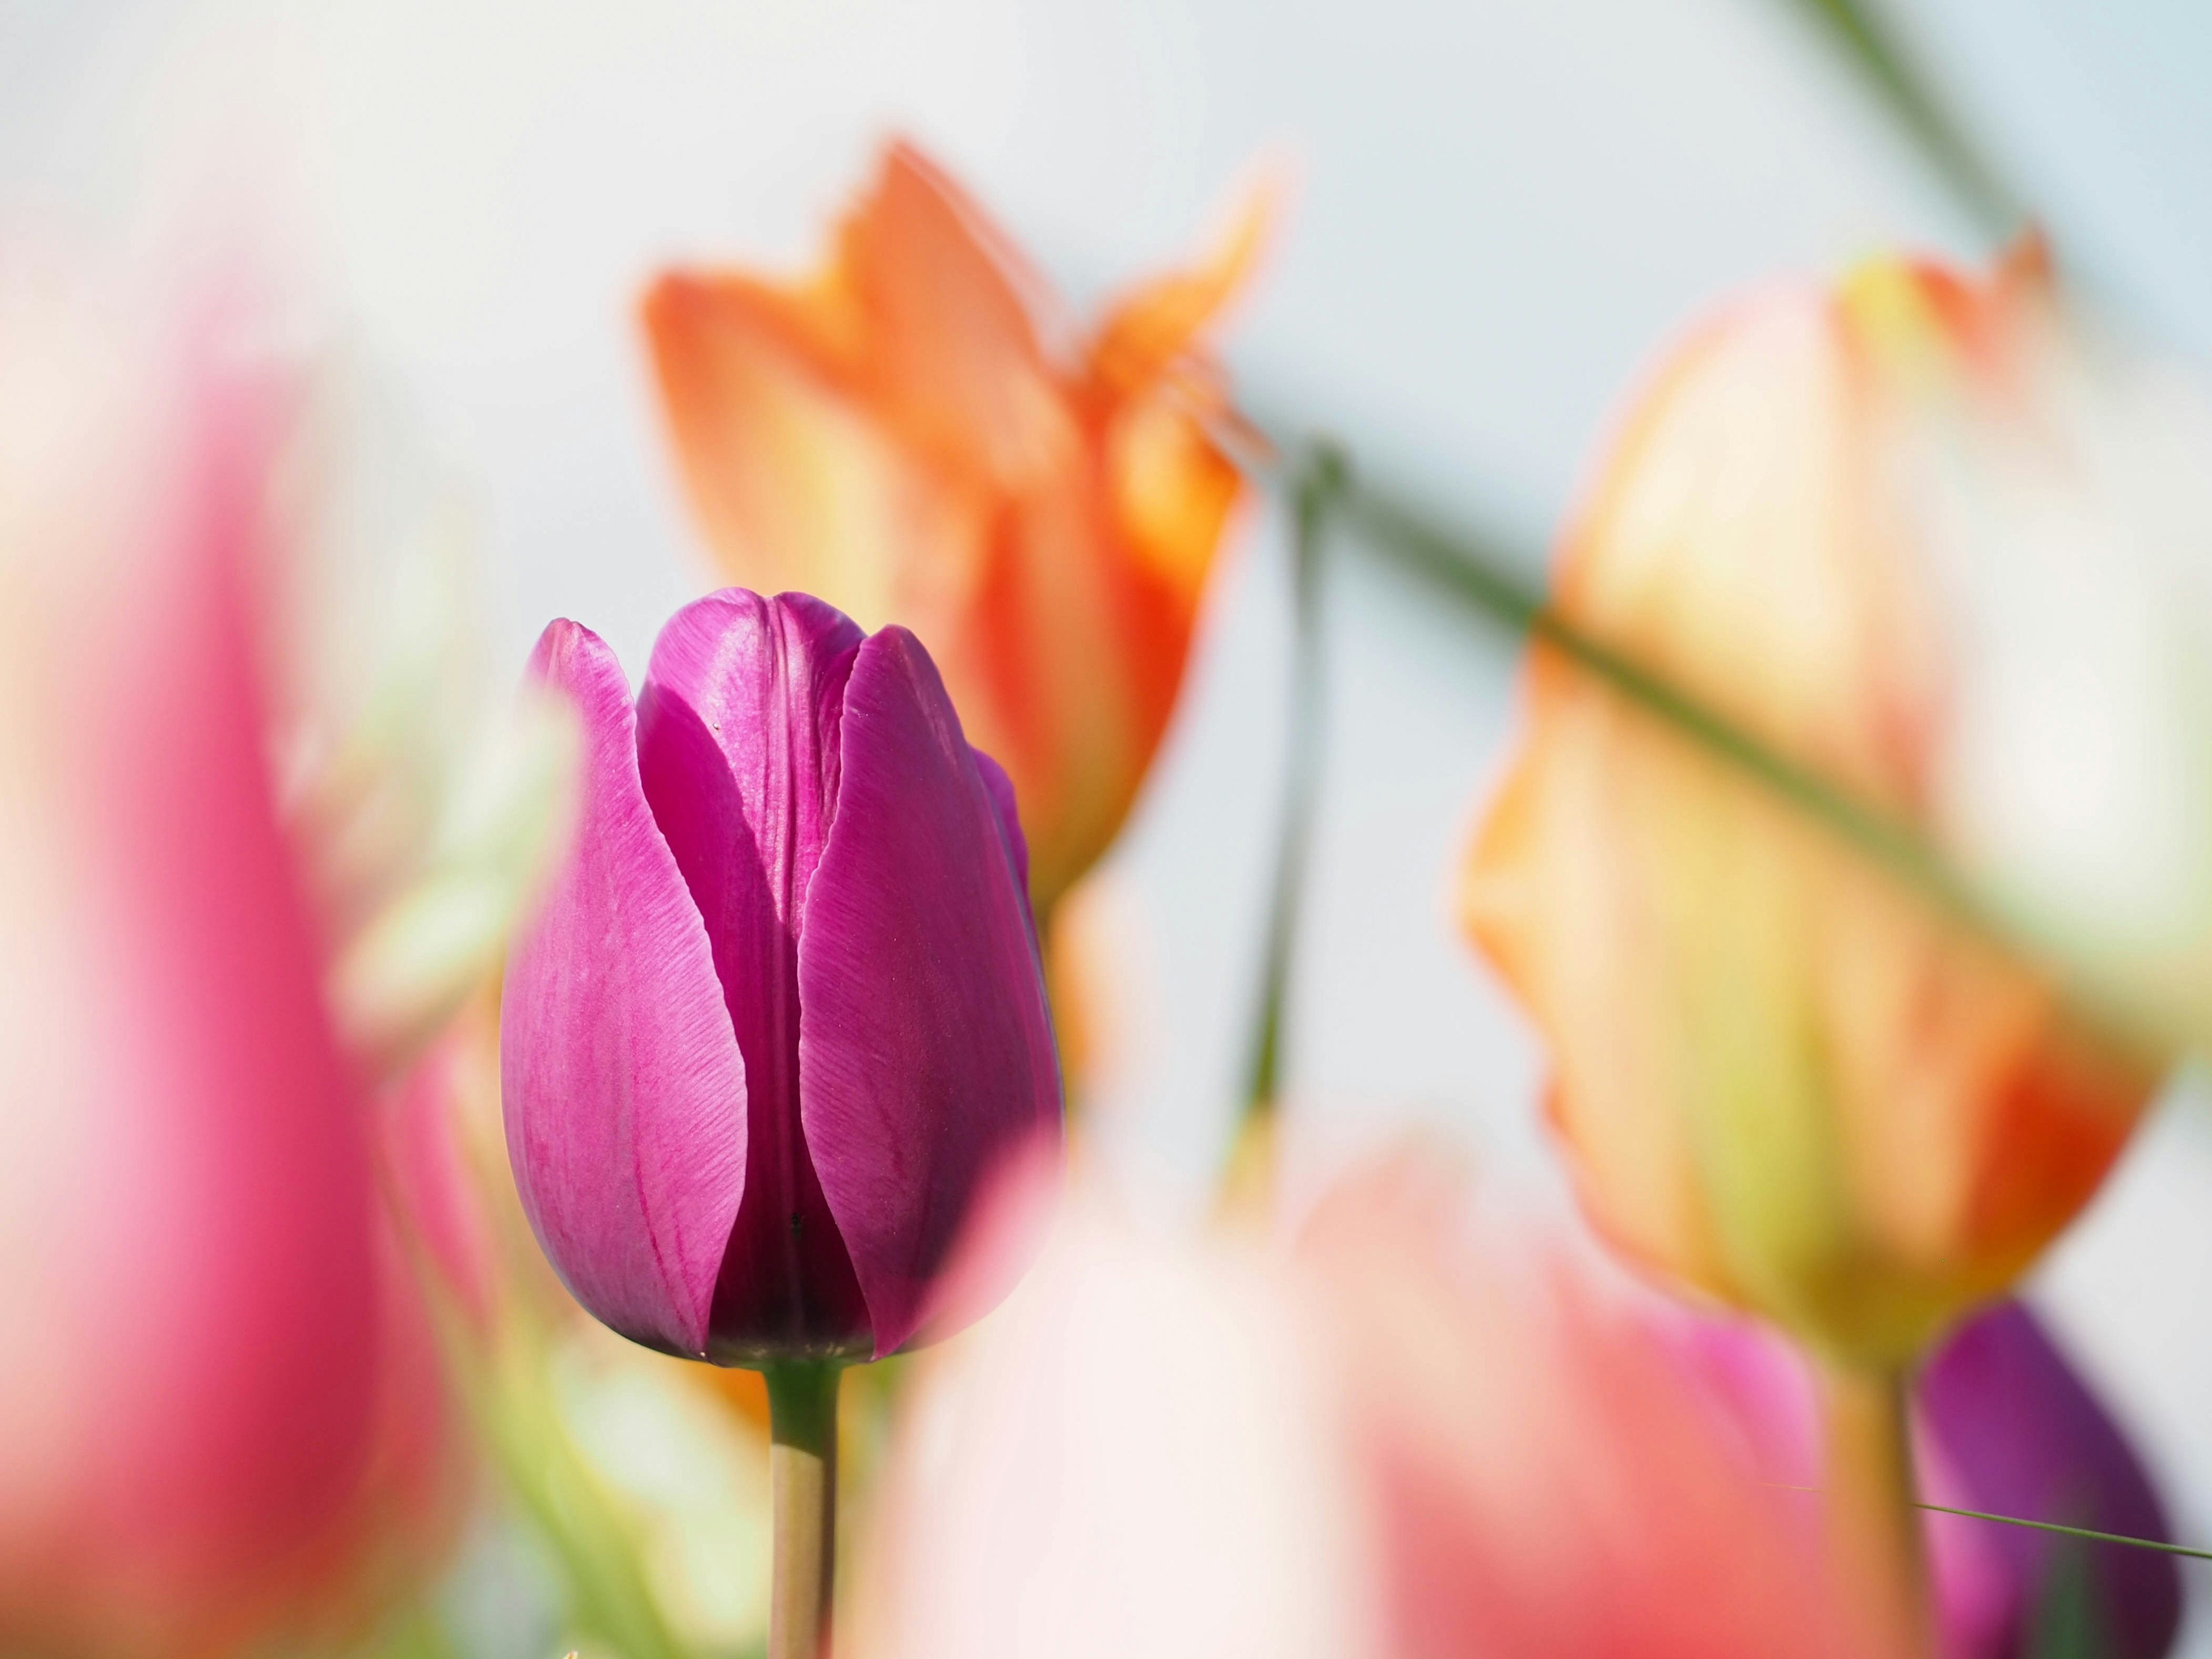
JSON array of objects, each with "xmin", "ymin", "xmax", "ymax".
[
  {"xmin": 0, "ymin": 275, "xmax": 445, "ymax": 1656},
  {"xmin": 858, "ymin": 1154, "xmax": 1896, "ymax": 1659}
]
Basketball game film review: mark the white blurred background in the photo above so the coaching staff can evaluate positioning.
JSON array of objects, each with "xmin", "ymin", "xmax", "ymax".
[{"xmin": 7, "ymin": 0, "xmax": 2212, "ymax": 1645}]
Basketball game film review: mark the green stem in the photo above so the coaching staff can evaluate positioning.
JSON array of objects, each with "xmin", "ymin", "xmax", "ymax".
[
  {"xmin": 1233, "ymin": 444, "xmax": 1349, "ymax": 1167},
  {"xmin": 1765, "ymin": 0, "xmax": 2024, "ymax": 238},
  {"xmin": 764, "ymin": 1363, "xmax": 841, "ymax": 1659},
  {"xmin": 1914, "ymin": 1502, "xmax": 2212, "ymax": 1563}
]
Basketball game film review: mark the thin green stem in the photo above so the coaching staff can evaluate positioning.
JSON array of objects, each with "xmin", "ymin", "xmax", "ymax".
[
  {"xmin": 1919, "ymin": 1502, "xmax": 2212, "ymax": 1563},
  {"xmin": 1770, "ymin": 1484, "xmax": 2212, "ymax": 1563},
  {"xmin": 764, "ymin": 1362, "xmax": 841, "ymax": 1659},
  {"xmin": 1235, "ymin": 444, "xmax": 1349, "ymax": 1157},
  {"xmin": 1764, "ymin": 0, "xmax": 2025, "ymax": 238}
]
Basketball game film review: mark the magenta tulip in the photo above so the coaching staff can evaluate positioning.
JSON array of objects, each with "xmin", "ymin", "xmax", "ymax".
[{"xmin": 502, "ymin": 588, "xmax": 1062, "ymax": 1365}]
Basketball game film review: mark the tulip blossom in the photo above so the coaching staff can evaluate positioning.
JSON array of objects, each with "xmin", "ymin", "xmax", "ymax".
[
  {"xmin": 1668, "ymin": 1300, "xmax": 2181, "ymax": 1659},
  {"xmin": 0, "ymin": 275, "xmax": 408, "ymax": 1656},
  {"xmin": 1848, "ymin": 253, "xmax": 2212, "ymax": 1055},
  {"xmin": 643, "ymin": 141, "xmax": 1259, "ymax": 915},
  {"xmin": 502, "ymin": 586, "xmax": 1060, "ymax": 1367},
  {"xmin": 857, "ymin": 1154, "xmax": 1890, "ymax": 1659},
  {"xmin": 1460, "ymin": 244, "xmax": 2158, "ymax": 1373},
  {"xmin": 504, "ymin": 587, "xmax": 1059, "ymax": 1659}
]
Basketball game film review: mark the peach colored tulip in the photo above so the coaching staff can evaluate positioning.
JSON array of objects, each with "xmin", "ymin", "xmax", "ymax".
[
  {"xmin": 1461, "ymin": 244, "xmax": 2157, "ymax": 1370},
  {"xmin": 643, "ymin": 142, "xmax": 1259, "ymax": 915}
]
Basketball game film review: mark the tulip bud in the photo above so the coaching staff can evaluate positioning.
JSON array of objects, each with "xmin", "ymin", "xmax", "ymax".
[{"xmin": 501, "ymin": 588, "xmax": 1062, "ymax": 1366}]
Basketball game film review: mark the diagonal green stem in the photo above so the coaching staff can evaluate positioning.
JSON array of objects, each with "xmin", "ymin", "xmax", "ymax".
[
  {"xmin": 1762, "ymin": 0, "xmax": 2025, "ymax": 238},
  {"xmin": 1772, "ymin": 1482, "xmax": 2212, "ymax": 1563},
  {"xmin": 1915, "ymin": 1502, "xmax": 2212, "ymax": 1564},
  {"xmin": 1234, "ymin": 444, "xmax": 1349, "ymax": 1159}
]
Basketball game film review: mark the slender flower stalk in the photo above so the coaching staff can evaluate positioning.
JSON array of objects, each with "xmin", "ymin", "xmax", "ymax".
[
  {"xmin": 765, "ymin": 1365, "xmax": 840, "ymax": 1659},
  {"xmin": 1226, "ymin": 445, "xmax": 1347, "ymax": 1203},
  {"xmin": 1762, "ymin": 0, "xmax": 2024, "ymax": 238},
  {"xmin": 1818, "ymin": 1365, "xmax": 1930, "ymax": 1659}
]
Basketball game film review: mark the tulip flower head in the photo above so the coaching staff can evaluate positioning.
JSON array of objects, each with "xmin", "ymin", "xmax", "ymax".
[
  {"xmin": 502, "ymin": 588, "xmax": 1061, "ymax": 1366},
  {"xmin": 644, "ymin": 142, "xmax": 1260, "ymax": 915},
  {"xmin": 1461, "ymin": 244, "xmax": 2158, "ymax": 1369}
]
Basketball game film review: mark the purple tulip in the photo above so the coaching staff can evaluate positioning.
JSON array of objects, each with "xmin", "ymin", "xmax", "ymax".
[
  {"xmin": 501, "ymin": 589, "xmax": 1061, "ymax": 1365},
  {"xmin": 1918, "ymin": 1302, "xmax": 2181, "ymax": 1659}
]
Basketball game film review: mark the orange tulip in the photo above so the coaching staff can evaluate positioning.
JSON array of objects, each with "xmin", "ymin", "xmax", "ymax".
[
  {"xmin": 1461, "ymin": 244, "xmax": 2157, "ymax": 1373},
  {"xmin": 643, "ymin": 141, "xmax": 1260, "ymax": 915}
]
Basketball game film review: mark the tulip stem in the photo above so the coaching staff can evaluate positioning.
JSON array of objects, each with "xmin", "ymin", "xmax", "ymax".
[
  {"xmin": 764, "ymin": 1362, "xmax": 840, "ymax": 1659},
  {"xmin": 1761, "ymin": 0, "xmax": 2023, "ymax": 240},
  {"xmin": 1231, "ymin": 442, "xmax": 1349, "ymax": 1197},
  {"xmin": 1819, "ymin": 1362, "xmax": 1930, "ymax": 1658}
]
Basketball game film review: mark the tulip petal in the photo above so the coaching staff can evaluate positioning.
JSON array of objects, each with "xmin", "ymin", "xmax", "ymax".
[
  {"xmin": 971, "ymin": 747, "xmax": 1031, "ymax": 908},
  {"xmin": 501, "ymin": 620, "xmax": 745, "ymax": 1358},
  {"xmin": 799, "ymin": 626, "xmax": 1062, "ymax": 1356},
  {"xmin": 844, "ymin": 141, "xmax": 1060, "ymax": 484},
  {"xmin": 1918, "ymin": 1302, "xmax": 2180, "ymax": 1659},
  {"xmin": 637, "ymin": 588, "xmax": 872, "ymax": 1359},
  {"xmin": 642, "ymin": 268, "xmax": 961, "ymax": 632}
]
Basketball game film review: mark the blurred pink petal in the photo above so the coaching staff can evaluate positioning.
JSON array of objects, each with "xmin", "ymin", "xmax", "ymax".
[
  {"xmin": 0, "ymin": 277, "xmax": 385, "ymax": 1654},
  {"xmin": 856, "ymin": 1180, "xmax": 1378, "ymax": 1659},
  {"xmin": 1302, "ymin": 1158, "xmax": 1887, "ymax": 1659},
  {"xmin": 861, "ymin": 1152, "xmax": 1898, "ymax": 1659}
]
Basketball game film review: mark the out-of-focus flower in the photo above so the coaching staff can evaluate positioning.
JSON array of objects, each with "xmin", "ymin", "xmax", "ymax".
[
  {"xmin": 502, "ymin": 589, "xmax": 1061, "ymax": 1365},
  {"xmin": 858, "ymin": 1153, "xmax": 1891, "ymax": 1659},
  {"xmin": 0, "ymin": 272, "xmax": 404, "ymax": 1656},
  {"xmin": 1845, "ymin": 251, "xmax": 2212, "ymax": 1056},
  {"xmin": 1666, "ymin": 1300, "xmax": 2181, "ymax": 1659},
  {"xmin": 853, "ymin": 1179, "xmax": 1378, "ymax": 1659},
  {"xmin": 262, "ymin": 357, "xmax": 575, "ymax": 1073},
  {"xmin": 642, "ymin": 141, "xmax": 1260, "ymax": 916},
  {"xmin": 1301, "ymin": 1158, "xmax": 1888, "ymax": 1659},
  {"xmin": 1461, "ymin": 244, "xmax": 2158, "ymax": 1369}
]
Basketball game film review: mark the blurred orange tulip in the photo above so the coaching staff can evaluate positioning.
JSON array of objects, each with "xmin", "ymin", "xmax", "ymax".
[
  {"xmin": 1461, "ymin": 244, "xmax": 2156, "ymax": 1370},
  {"xmin": 643, "ymin": 141, "xmax": 1260, "ymax": 915}
]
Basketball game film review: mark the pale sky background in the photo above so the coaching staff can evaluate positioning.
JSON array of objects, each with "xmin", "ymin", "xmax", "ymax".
[{"xmin": 8, "ymin": 0, "xmax": 2212, "ymax": 1647}]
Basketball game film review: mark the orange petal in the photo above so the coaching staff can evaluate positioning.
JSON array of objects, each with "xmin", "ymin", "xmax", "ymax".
[
  {"xmin": 841, "ymin": 140, "xmax": 1066, "ymax": 488},
  {"xmin": 642, "ymin": 268, "xmax": 969, "ymax": 629},
  {"xmin": 1089, "ymin": 175, "xmax": 1274, "ymax": 399}
]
